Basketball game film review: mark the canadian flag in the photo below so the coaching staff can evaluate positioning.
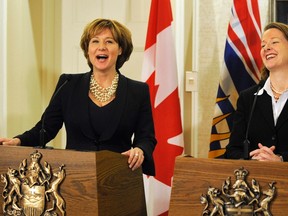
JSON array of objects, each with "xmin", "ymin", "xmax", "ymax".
[{"xmin": 142, "ymin": 0, "xmax": 184, "ymax": 215}]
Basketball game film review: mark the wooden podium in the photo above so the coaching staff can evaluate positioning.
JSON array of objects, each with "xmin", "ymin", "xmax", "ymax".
[
  {"xmin": 169, "ymin": 156, "xmax": 288, "ymax": 216},
  {"xmin": 0, "ymin": 145, "xmax": 147, "ymax": 216}
]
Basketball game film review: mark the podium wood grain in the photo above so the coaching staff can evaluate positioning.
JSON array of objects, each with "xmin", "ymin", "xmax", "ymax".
[
  {"xmin": 0, "ymin": 145, "xmax": 146, "ymax": 216},
  {"xmin": 169, "ymin": 156, "xmax": 288, "ymax": 216}
]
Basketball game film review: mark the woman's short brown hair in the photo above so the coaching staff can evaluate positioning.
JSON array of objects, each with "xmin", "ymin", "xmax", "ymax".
[
  {"xmin": 80, "ymin": 18, "xmax": 133, "ymax": 70},
  {"xmin": 261, "ymin": 22, "xmax": 288, "ymax": 80}
]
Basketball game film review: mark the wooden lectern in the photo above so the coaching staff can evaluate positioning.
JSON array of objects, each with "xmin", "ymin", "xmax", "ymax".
[
  {"xmin": 169, "ymin": 156, "xmax": 288, "ymax": 216},
  {"xmin": 0, "ymin": 145, "xmax": 147, "ymax": 216}
]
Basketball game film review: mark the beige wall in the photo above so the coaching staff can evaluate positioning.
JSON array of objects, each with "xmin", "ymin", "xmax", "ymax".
[
  {"xmin": 3, "ymin": 0, "xmax": 272, "ymax": 157},
  {"xmin": 6, "ymin": 0, "xmax": 42, "ymax": 137}
]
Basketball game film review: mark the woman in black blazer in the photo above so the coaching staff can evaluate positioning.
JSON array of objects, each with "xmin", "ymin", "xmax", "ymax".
[
  {"xmin": 0, "ymin": 18, "xmax": 157, "ymax": 176},
  {"xmin": 226, "ymin": 22, "xmax": 288, "ymax": 162}
]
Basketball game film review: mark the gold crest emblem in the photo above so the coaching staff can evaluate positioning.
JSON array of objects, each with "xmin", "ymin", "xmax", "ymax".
[
  {"xmin": 200, "ymin": 167, "xmax": 276, "ymax": 216},
  {"xmin": 1, "ymin": 150, "xmax": 66, "ymax": 216}
]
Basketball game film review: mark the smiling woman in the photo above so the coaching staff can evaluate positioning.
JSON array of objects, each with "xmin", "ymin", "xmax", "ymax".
[
  {"xmin": 0, "ymin": 18, "xmax": 157, "ymax": 176},
  {"xmin": 79, "ymin": 19, "xmax": 133, "ymax": 107},
  {"xmin": 80, "ymin": 19, "xmax": 133, "ymax": 72},
  {"xmin": 225, "ymin": 22, "xmax": 288, "ymax": 163}
]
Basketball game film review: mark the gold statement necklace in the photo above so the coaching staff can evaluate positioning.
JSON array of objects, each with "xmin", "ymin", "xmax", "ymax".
[{"xmin": 90, "ymin": 73, "xmax": 119, "ymax": 103}]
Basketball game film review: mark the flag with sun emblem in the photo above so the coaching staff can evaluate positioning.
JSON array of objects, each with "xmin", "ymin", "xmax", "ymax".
[{"xmin": 209, "ymin": 0, "xmax": 262, "ymax": 158}]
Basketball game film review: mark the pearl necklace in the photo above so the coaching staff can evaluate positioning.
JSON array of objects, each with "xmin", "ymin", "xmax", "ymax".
[
  {"xmin": 270, "ymin": 81, "xmax": 288, "ymax": 101},
  {"xmin": 89, "ymin": 73, "xmax": 119, "ymax": 102}
]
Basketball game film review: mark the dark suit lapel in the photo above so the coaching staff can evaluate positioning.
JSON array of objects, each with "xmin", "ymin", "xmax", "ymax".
[
  {"xmin": 70, "ymin": 72, "xmax": 96, "ymax": 139},
  {"xmin": 99, "ymin": 74, "xmax": 127, "ymax": 141},
  {"xmin": 257, "ymin": 93, "xmax": 275, "ymax": 130}
]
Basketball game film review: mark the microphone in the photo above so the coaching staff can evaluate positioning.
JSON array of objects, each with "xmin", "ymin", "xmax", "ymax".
[
  {"xmin": 243, "ymin": 84, "xmax": 262, "ymax": 160},
  {"xmin": 39, "ymin": 75, "xmax": 72, "ymax": 149}
]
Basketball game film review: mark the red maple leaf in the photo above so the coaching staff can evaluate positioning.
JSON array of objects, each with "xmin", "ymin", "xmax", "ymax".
[{"xmin": 146, "ymin": 72, "xmax": 183, "ymax": 186}]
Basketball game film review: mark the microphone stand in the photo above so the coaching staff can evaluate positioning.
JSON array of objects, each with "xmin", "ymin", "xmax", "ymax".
[
  {"xmin": 243, "ymin": 85, "xmax": 261, "ymax": 160},
  {"xmin": 37, "ymin": 76, "xmax": 71, "ymax": 149}
]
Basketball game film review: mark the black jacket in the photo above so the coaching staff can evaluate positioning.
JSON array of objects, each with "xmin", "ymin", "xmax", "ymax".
[
  {"xmin": 226, "ymin": 82, "xmax": 288, "ymax": 161},
  {"xmin": 16, "ymin": 71, "xmax": 157, "ymax": 175}
]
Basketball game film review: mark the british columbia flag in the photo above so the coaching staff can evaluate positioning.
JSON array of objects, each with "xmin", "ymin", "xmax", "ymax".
[{"xmin": 209, "ymin": 0, "xmax": 263, "ymax": 158}]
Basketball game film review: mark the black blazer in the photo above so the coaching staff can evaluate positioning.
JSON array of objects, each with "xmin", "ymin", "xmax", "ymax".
[
  {"xmin": 16, "ymin": 71, "xmax": 157, "ymax": 175},
  {"xmin": 226, "ymin": 82, "xmax": 288, "ymax": 161}
]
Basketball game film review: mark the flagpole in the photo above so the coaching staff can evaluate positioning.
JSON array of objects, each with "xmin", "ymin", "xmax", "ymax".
[{"xmin": 175, "ymin": 0, "xmax": 185, "ymax": 132}]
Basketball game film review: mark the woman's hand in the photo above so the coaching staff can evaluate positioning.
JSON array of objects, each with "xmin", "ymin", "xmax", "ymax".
[
  {"xmin": 250, "ymin": 143, "xmax": 282, "ymax": 161},
  {"xmin": 121, "ymin": 147, "xmax": 145, "ymax": 171},
  {"xmin": 0, "ymin": 137, "xmax": 21, "ymax": 146}
]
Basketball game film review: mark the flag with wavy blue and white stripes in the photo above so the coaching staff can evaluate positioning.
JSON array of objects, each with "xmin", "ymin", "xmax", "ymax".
[{"xmin": 209, "ymin": 0, "xmax": 262, "ymax": 158}]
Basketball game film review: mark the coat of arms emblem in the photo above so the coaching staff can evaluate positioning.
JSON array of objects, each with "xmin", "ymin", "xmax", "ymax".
[
  {"xmin": 200, "ymin": 167, "xmax": 276, "ymax": 216},
  {"xmin": 1, "ymin": 150, "xmax": 66, "ymax": 216}
]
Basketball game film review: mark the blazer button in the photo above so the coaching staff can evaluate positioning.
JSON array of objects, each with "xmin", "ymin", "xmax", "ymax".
[{"xmin": 271, "ymin": 136, "xmax": 276, "ymax": 141}]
